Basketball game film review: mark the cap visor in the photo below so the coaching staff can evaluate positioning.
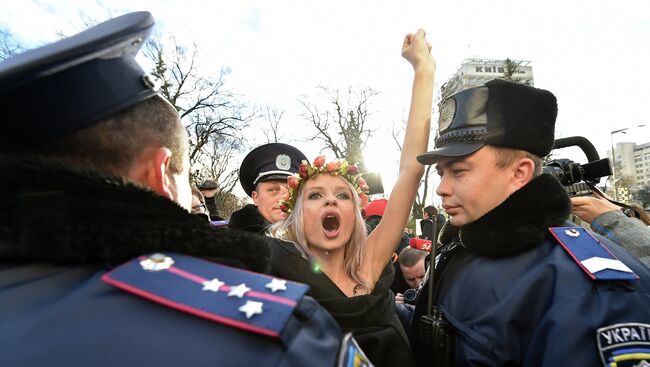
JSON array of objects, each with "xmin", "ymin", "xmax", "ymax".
[
  {"xmin": 257, "ymin": 173, "xmax": 290, "ymax": 183},
  {"xmin": 417, "ymin": 142, "xmax": 485, "ymax": 165}
]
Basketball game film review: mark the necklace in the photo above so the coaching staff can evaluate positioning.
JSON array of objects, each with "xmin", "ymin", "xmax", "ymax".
[{"xmin": 352, "ymin": 283, "xmax": 368, "ymax": 296}]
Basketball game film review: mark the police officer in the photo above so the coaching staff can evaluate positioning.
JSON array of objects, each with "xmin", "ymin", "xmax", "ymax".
[
  {"xmin": 411, "ymin": 79, "xmax": 650, "ymax": 366},
  {"xmin": 229, "ymin": 143, "xmax": 307, "ymax": 234},
  {"xmin": 0, "ymin": 12, "xmax": 365, "ymax": 367}
]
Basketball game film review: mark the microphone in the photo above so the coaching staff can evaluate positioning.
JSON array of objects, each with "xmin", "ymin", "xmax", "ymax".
[{"xmin": 410, "ymin": 238, "xmax": 432, "ymax": 252}]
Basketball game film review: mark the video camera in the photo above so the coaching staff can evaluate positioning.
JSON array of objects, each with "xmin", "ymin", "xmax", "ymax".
[{"xmin": 542, "ymin": 136, "xmax": 612, "ymax": 197}]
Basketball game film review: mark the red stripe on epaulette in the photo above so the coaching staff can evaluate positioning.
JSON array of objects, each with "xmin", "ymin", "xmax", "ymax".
[
  {"xmin": 166, "ymin": 266, "xmax": 297, "ymax": 306},
  {"xmin": 102, "ymin": 273, "xmax": 280, "ymax": 338}
]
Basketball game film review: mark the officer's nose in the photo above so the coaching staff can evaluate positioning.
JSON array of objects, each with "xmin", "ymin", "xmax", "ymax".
[{"xmin": 436, "ymin": 174, "xmax": 451, "ymax": 197}]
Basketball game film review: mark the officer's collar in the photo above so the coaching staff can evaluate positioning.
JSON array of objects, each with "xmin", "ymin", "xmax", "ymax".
[
  {"xmin": 452, "ymin": 174, "xmax": 570, "ymax": 257},
  {"xmin": 0, "ymin": 154, "xmax": 271, "ymax": 272}
]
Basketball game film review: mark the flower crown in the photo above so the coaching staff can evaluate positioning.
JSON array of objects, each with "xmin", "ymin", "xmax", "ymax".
[{"xmin": 280, "ymin": 156, "xmax": 370, "ymax": 213}]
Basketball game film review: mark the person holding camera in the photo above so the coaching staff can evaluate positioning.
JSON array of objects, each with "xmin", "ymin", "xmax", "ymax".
[
  {"xmin": 411, "ymin": 79, "xmax": 650, "ymax": 366},
  {"xmin": 571, "ymin": 194, "xmax": 650, "ymax": 267},
  {"xmin": 394, "ymin": 246, "xmax": 427, "ymax": 299}
]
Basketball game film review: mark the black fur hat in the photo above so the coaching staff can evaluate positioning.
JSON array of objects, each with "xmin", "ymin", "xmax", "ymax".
[{"xmin": 418, "ymin": 79, "xmax": 558, "ymax": 164}]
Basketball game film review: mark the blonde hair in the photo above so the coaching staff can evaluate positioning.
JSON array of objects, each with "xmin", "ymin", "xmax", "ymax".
[{"xmin": 268, "ymin": 176, "xmax": 369, "ymax": 289}]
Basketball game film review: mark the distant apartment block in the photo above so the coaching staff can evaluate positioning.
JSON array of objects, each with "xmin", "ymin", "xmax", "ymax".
[{"xmin": 610, "ymin": 141, "xmax": 650, "ymax": 186}]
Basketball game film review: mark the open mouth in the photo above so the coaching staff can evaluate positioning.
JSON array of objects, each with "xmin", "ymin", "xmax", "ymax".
[{"xmin": 321, "ymin": 212, "xmax": 341, "ymax": 238}]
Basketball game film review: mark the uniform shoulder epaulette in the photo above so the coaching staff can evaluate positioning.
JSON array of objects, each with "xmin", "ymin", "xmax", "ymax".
[
  {"xmin": 549, "ymin": 226, "xmax": 638, "ymax": 281},
  {"xmin": 102, "ymin": 252, "xmax": 309, "ymax": 338}
]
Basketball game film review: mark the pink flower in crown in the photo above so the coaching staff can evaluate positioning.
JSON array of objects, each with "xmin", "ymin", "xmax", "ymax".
[
  {"xmin": 287, "ymin": 175, "xmax": 300, "ymax": 189},
  {"xmin": 347, "ymin": 165, "xmax": 359, "ymax": 175},
  {"xmin": 359, "ymin": 193, "xmax": 369, "ymax": 208},
  {"xmin": 280, "ymin": 202, "xmax": 289, "ymax": 213},
  {"xmin": 357, "ymin": 177, "xmax": 369, "ymax": 191},
  {"xmin": 313, "ymin": 156, "xmax": 326, "ymax": 168},
  {"xmin": 326, "ymin": 160, "xmax": 341, "ymax": 173},
  {"xmin": 299, "ymin": 165, "xmax": 308, "ymax": 179}
]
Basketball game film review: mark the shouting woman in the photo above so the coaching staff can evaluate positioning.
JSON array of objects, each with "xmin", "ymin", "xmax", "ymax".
[{"xmin": 268, "ymin": 29, "xmax": 435, "ymax": 367}]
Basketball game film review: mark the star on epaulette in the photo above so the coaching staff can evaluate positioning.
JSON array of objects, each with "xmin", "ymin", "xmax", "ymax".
[
  {"xmin": 239, "ymin": 300, "xmax": 263, "ymax": 319},
  {"xmin": 202, "ymin": 278, "xmax": 225, "ymax": 292},
  {"xmin": 228, "ymin": 283, "xmax": 251, "ymax": 298},
  {"xmin": 265, "ymin": 278, "xmax": 287, "ymax": 293}
]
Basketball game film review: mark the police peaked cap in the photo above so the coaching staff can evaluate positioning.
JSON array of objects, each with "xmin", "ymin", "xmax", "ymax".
[
  {"xmin": 239, "ymin": 143, "xmax": 308, "ymax": 197},
  {"xmin": 0, "ymin": 11, "xmax": 159, "ymax": 152},
  {"xmin": 418, "ymin": 79, "xmax": 558, "ymax": 164}
]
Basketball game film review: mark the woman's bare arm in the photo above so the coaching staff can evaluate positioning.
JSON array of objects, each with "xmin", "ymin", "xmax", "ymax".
[{"xmin": 363, "ymin": 29, "xmax": 435, "ymax": 285}]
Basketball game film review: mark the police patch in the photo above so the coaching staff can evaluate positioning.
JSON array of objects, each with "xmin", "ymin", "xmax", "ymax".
[
  {"xmin": 337, "ymin": 333, "xmax": 373, "ymax": 367},
  {"xmin": 597, "ymin": 323, "xmax": 650, "ymax": 367}
]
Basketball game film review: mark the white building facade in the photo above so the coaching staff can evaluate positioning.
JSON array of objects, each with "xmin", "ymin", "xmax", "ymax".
[{"xmin": 441, "ymin": 58, "xmax": 535, "ymax": 99}]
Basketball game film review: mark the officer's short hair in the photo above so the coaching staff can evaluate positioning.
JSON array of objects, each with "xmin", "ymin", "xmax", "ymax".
[
  {"xmin": 399, "ymin": 246, "xmax": 427, "ymax": 268},
  {"xmin": 492, "ymin": 146, "xmax": 543, "ymax": 177},
  {"xmin": 33, "ymin": 96, "xmax": 187, "ymax": 176}
]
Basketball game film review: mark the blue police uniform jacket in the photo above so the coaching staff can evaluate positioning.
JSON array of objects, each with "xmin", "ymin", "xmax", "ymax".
[
  {"xmin": 0, "ymin": 156, "xmax": 347, "ymax": 367},
  {"xmin": 412, "ymin": 175, "xmax": 650, "ymax": 366}
]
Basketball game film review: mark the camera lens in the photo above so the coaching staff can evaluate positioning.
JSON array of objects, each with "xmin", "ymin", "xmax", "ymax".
[{"xmin": 404, "ymin": 288, "xmax": 418, "ymax": 303}]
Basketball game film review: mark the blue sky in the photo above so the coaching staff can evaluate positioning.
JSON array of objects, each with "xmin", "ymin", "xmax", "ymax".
[{"xmin": 2, "ymin": 0, "xmax": 649, "ymax": 202}]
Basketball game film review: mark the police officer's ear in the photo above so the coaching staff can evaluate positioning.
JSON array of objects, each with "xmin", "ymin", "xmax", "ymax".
[
  {"xmin": 127, "ymin": 147, "xmax": 176, "ymax": 201},
  {"xmin": 510, "ymin": 157, "xmax": 536, "ymax": 192},
  {"xmin": 251, "ymin": 188, "xmax": 260, "ymax": 206}
]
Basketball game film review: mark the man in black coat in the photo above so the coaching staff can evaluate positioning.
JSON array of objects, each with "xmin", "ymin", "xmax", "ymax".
[
  {"xmin": 0, "ymin": 12, "xmax": 356, "ymax": 367},
  {"xmin": 411, "ymin": 79, "xmax": 650, "ymax": 366},
  {"xmin": 419, "ymin": 205, "xmax": 445, "ymax": 241},
  {"xmin": 229, "ymin": 143, "xmax": 307, "ymax": 234}
]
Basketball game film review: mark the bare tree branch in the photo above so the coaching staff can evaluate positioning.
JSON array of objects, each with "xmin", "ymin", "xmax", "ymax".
[
  {"xmin": 143, "ymin": 35, "xmax": 257, "ymax": 217},
  {"xmin": 261, "ymin": 106, "xmax": 285, "ymax": 143},
  {"xmin": 300, "ymin": 85, "xmax": 378, "ymax": 171},
  {"xmin": 0, "ymin": 28, "xmax": 24, "ymax": 61}
]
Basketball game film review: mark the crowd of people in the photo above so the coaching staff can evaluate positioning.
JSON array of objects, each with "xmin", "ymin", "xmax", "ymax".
[{"xmin": 1, "ymin": 10, "xmax": 649, "ymax": 367}]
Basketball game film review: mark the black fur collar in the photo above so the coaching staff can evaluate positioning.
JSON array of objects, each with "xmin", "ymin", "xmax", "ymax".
[
  {"xmin": 0, "ymin": 155, "xmax": 270, "ymax": 272},
  {"xmin": 228, "ymin": 204, "xmax": 270, "ymax": 234},
  {"xmin": 440, "ymin": 174, "xmax": 570, "ymax": 257}
]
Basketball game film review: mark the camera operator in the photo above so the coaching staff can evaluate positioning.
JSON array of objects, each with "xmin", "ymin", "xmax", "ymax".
[
  {"xmin": 412, "ymin": 79, "xmax": 650, "ymax": 366},
  {"xmin": 572, "ymin": 194, "xmax": 650, "ymax": 267},
  {"xmin": 395, "ymin": 246, "xmax": 427, "ymax": 300}
]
